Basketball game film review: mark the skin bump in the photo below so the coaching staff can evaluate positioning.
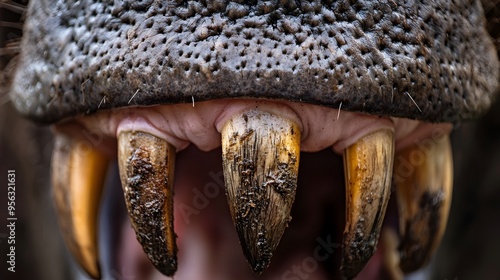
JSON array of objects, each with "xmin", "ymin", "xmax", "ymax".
[{"xmin": 5, "ymin": 0, "xmax": 499, "ymax": 123}]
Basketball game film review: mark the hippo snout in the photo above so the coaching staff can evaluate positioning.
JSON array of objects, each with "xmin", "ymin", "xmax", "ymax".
[
  {"xmin": 2, "ymin": 1, "xmax": 500, "ymax": 279},
  {"xmin": 8, "ymin": 0, "xmax": 499, "ymax": 123}
]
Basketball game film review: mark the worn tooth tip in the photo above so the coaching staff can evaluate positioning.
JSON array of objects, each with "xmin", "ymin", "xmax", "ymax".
[
  {"xmin": 221, "ymin": 110, "xmax": 301, "ymax": 274},
  {"xmin": 83, "ymin": 262, "xmax": 101, "ymax": 280},
  {"xmin": 341, "ymin": 129, "xmax": 395, "ymax": 279},
  {"xmin": 341, "ymin": 240, "xmax": 378, "ymax": 278},
  {"xmin": 117, "ymin": 131, "xmax": 178, "ymax": 276},
  {"xmin": 251, "ymin": 260, "xmax": 267, "ymax": 275}
]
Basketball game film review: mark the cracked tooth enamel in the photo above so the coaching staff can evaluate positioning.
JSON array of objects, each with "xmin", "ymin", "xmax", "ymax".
[
  {"xmin": 394, "ymin": 134, "xmax": 452, "ymax": 272},
  {"xmin": 52, "ymin": 134, "xmax": 109, "ymax": 279},
  {"xmin": 117, "ymin": 131, "xmax": 178, "ymax": 276},
  {"xmin": 341, "ymin": 129, "xmax": 395, "ymax": 279},
  {"xmin": 221, "ymin": 110, "xmax": 301, "ymax": 274}
]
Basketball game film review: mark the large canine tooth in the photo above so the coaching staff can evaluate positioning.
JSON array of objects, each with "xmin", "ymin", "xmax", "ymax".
[
  {"xmin": 394, "ymin": 134, "xmax": 452, "ymax": 272},
  {"xmin": 117, "ymin": 131, "xmax": 178, "ymax": 276},
  {"xmin": 341, "ymin": 129, "xmax": 395, "ymax": 279},
  {"xmin": 221, "ymin": 110, "xmax": 301, "ymax": 274},
  {"xmin": 52, "ymin": 134, "xmax": 109, "ymax": 279}
]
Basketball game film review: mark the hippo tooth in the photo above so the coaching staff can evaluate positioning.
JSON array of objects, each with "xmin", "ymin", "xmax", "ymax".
[
  {"xmin": 117, "ymin": 131, "xmax": 178, "ymax": 276},
  {"xmin": 51, "ymin": 134, "xmax": 109, "ymax": 279},
  {"xmin": 221, "ymin": 110, "xmax": 301, "ymax": 274},
  {"xmin": 394, "ymin": 134, "xmax": 453, "ymax": 272},
  {"xmin": 380, "ymin": 228, "xmax": 404, "ymax": 280},
  {"xmin": 341, "ymin": 129, "xmax": 395, "ymax": 279}
]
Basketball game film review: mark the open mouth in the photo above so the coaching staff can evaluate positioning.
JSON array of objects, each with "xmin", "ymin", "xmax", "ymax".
[
  {"xmin": 4, "ymin": 0, "xmax": 497, "ymax": 279},
  {"xmin": 50, "ymin": 98, "xmax": 452, "ymax": 279}
]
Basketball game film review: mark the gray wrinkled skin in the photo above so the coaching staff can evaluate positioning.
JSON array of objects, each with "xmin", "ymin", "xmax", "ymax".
[{"xmin": 8, "ymin": 0, "xmax": 499, "ymax": 124}]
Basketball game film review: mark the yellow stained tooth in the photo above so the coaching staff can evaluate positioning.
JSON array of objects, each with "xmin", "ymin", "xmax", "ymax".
[
  {"xmin": 341, "ymin": 129, "xmax": 395, "ymax": 279},
  {"xmin": 52, "ymin": 134, "xmax": 109, "ymax": 279},
  {"xmin": 221, "ymin": 110, "xmax": 301, "ymax": 274},
  {"xmin": 117, "ymin": 131, "xmax": 177, "ymax": 276},
  {"xmin": 393, "ymin": 134, "xmax": 452, "ymax": 272}
]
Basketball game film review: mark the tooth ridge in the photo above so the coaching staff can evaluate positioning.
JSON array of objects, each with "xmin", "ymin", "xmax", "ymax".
[
  {"xmin": 341, "ymin": 129, "xmax": 395, "ymax": 279},
  {"xmin": 118, "ymin": 131, "xmax": 178, "ymax": 276},
  {"xmin": 222, "ymin": 110, "xmax": 301, "ymax": 274}
]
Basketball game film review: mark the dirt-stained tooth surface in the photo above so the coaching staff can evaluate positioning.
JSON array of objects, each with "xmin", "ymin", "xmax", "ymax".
[
  {"xmin": 117, "ymin": 131, "xmax": 178, "ymax": 276},
  {"xmin": 394, "ymin": 134, "xmax": 453, "ymax": 272},
  {"xmin": 2, "ymin": 0, "xmax": 498, "ymax": 278},
  {"xmin": 221, "ymin": 109, "xmax": 301, "ymax": 274},
  {"xmin": 48, "ymin": 99, "xmax": 457, "ymax": 279},
  {"xmin": 341, "ymin": 129, "xmax": 395, "ymax": 279}
]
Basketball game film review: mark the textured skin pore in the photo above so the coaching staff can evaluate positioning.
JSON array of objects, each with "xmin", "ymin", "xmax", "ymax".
[
  {"xmin": 9, "ymin": 0, "xmax": 499, "ymax": 123},
  {"xmin": 481, "ymin": 0, "xmax": 499, "ymax": 58}
]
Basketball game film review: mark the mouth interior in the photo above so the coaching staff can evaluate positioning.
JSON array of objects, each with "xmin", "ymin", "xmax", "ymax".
[
  {"xmin": 100, "ymin": 146, "xmax": 401, "ymax": 279},
  {"xmin": 55, "ymin": 99, "xmax": 451, "ymax": 279}
]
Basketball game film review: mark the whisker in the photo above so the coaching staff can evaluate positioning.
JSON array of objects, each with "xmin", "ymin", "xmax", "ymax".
[
  {"xmin": 128, "ymin": 89, "xmax": 140, "ymax": 104},
  {"xmin": 0, "ymin": 1, "xmax": 26, "ymax": 15},
  {"xmin": 404, "ymin": 92, "xmax": 422, "ymax": 113},
  {"xmin": 336, "ymin": 101, "xmax": 342, "ymax": 121},
  {"xmin": 98, "ymin": 95, "xmax": 107, "ymax": 109},
  {"xmin": 0, "ymin": 38, "xmax": 21, "ymax": 56},
  {"xmin": 0, "ymin": 21, "xmax": 24, "ymax": 30}
]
